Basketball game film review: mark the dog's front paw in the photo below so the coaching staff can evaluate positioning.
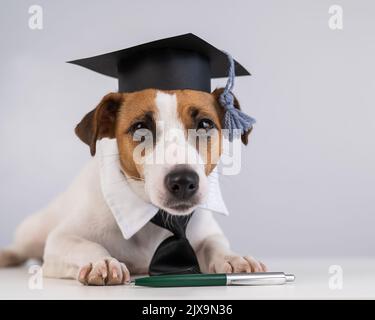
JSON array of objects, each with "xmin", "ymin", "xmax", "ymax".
[
  {"xmin": 78, "ymin": 257, "xmax": 130, "ymax": 286},
  {"xmin": 209, "ymin": 255, "xmax": 267, "ymax": 273}
]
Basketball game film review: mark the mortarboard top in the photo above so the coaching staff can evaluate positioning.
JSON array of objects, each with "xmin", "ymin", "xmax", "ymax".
[{"xmin": 68, "ymin": 33, "xmax": 250, "ymax": 93}]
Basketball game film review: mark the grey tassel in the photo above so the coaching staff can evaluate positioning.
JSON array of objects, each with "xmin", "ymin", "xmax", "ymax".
[{"xmin": 219, "ymin": 52, "xmax": 256, "ymax": 141}]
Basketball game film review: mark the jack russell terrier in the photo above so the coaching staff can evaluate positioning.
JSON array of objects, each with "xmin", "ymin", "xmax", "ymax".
[{"xmin": 0, "ymin": 88, "xmax": 267, "ymax": 285}]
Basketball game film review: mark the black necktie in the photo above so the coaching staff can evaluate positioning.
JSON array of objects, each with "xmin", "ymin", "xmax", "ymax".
[{"xmin": 149, "ymin": 210, "xmax": 201, "ymax": 275}]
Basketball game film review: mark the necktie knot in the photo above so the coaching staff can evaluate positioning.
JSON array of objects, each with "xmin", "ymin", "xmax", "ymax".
[{"xmin": 150, "ymin": 210, "xmax": 192, "ymax": 239}]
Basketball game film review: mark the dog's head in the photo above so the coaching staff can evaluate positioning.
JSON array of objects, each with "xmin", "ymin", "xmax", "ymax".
[{"xmin": 75, "ymin": 89, "xmax": 251, "ymax": 215}]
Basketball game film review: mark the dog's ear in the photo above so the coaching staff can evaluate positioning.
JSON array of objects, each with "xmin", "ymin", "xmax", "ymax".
[
  {"xmin": 75, "ymin": 92, "xmax": 124, "ymax": 156},
  {"xmin": 211, "ymin": 88, "xmax": 252, "ymax": 145}
]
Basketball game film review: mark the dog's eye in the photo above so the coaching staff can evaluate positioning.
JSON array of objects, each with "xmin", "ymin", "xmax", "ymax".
[{"xmin": 197, "ymin": 118, "xmax": 215, "ymax": 131}]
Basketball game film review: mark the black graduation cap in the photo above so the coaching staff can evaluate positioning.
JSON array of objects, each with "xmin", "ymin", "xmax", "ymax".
[{"xmin": 68, "ymin": 33, "xmax": 250, "ymax": 93}]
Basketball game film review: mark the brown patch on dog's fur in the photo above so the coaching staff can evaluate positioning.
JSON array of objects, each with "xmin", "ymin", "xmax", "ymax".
[
  {"xmin": 75, "ymin": 92, "xmax": 124, "ymax": 156},
  {"xmin": 174, "ymin": 90, "xmax": 223, "ymax": 175},
  {"xmin": 116, "ymin": 89, "xmax": 158, "ymax": 179},
  {"xmin": 75, "ymin": 90, "xmax": 158, "ymax": 179}
]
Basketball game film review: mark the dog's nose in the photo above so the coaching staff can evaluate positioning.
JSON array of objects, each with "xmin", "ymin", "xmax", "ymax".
[{"xmin": 165, "ymin": 169, "xmax": 199, "ymax": 200}]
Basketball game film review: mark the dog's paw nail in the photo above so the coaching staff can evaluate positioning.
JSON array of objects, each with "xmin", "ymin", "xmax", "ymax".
[
  {"xmin": 78, "ymin": 258, "xmax": 130, "ymax": 286},
  {"xmin": 210, "ymin": 255, "xmax": 267, "ymax": 274},
  {"xmin": 244, "ymin": 256, "xmax": 267, "ymax": 273}
]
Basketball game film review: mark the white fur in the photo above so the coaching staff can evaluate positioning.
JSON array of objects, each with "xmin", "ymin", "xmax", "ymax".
[
  {"xmin": 144, "ymin": 91, "xmax": 207, "ymax": 215},
  {"xmin": 0, "ymin": 90, "xmax": 266, "ymax": 284}
]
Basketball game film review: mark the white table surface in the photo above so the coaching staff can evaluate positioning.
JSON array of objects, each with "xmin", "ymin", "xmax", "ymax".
[{"xmin": 0, "ymin": 258, "xmax": 374, "ymax": 300}]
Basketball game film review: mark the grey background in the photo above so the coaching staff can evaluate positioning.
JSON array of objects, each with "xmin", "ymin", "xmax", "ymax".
[{"xmin": 1, "ymin": 0, "xmax": 374, "ymax": 258}]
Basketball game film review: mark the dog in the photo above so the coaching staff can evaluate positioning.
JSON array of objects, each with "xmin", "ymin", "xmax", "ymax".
[{"xmin": 0, "ymin": 88, "xmax": 267, "ymax": 285}]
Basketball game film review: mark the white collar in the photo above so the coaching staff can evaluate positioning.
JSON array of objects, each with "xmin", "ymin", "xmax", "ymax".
[{"xmin": 98, "ymin": 138, "xmax": 229, "ymax": 239}]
